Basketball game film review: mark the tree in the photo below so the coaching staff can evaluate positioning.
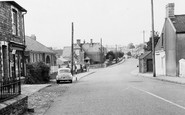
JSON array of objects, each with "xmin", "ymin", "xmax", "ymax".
[
  {"xmin": 135, "ymin": 43, "xmax": 145, "ymax": 49},
  {"xmin": 127, "ymin": 43, "xmax": 135, "ymax": 49},
  {"xmin": 144, "ymin": 33, "xmax": 160, "ymax": 51},
  {"xmin": 127, "ymin": 51, "xmax": 131, "ymax": 56},
  {"xmin": 106, "ymin": 51, "xmax": 115, "ymax": 61}
]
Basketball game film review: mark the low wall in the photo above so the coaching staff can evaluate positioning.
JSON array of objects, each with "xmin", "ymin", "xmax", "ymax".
[{"xmin": 0, "ymin": 95, "xmax": 28, "ymax": 115}]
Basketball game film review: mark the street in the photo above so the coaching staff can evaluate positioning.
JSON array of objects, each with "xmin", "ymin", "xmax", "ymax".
[{"xmin": 44, "ymin": 59, "xmax": 185, "ymax": 115}]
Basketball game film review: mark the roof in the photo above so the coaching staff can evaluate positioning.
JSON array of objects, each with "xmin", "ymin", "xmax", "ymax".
[
  {"xmin": 4, "ymin": 1, "xmax": 27, "ymax": 12},
  {"xmin": 82, "ymin": 43, "xmax": 101, "ymax": 52},
  {"xmin": 25, "ymin": 36, "xmax": 55, "ymax": 54},
  {"xmin": 170, "ymin": 15, "xmax": 185, "ymax": 33},
  {"xmin": 54, "ymin": 49, "xmax": 63, "ymax": 56},
  {"xmin": 139, "ymin": 51, "xmax": 152, "ymax": 59},
  {"xmin": 62, "ymin": 46, "xmax": 71, "ymax": 58}
]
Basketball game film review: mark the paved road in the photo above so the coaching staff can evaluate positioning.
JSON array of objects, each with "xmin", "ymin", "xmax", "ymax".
[{"xmin": 44, "ymin": 59, "xmax": 185, "ymax": 115}]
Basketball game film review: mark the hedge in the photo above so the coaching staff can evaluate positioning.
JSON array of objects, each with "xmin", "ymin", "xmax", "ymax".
[{"xmin": 24, "ymin": 62, "xmax": 50, "ymax": 84}]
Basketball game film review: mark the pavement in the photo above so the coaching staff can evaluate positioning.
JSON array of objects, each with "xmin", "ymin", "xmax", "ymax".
[
  {"xmin": 21, "ymin": 69, "xmax": 97, "ymax": 97},
  {"xmin": 131, "ymin": 68, "xmax": 185, "ymax": 85}
]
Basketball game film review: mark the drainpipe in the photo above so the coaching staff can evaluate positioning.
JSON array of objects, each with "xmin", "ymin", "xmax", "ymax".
[{"xmin": 22, "ymin": 11, "xmax": 27, "ymax": 78}]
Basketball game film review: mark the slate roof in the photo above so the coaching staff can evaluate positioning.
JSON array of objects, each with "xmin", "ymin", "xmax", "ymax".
[
  {"xmin": 25, "ymin": 36, "xmax": 55, "ymax": 54},
  {"xmin": 5, "ymin": 1, "xmax": 27, "ymax": 12},
  {"xmin": 139, "ymin": 51, "xmax": 152, "ymax": 59},
  {"xmin": 54, "ymin": 49, "xmax": 63, "ymax": 56},
  {"xmin": 62, "ymin": 46, "xmax": 71, "ymax": 59},
  {"xmin": 171, "ymin": 15, "xmax": 185, "ymax": 33}
]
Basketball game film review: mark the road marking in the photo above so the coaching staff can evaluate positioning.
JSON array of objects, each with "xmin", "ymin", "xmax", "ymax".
[{"xmin": 131, "ymin": 86, "xmax": 185, "ymax": 110}]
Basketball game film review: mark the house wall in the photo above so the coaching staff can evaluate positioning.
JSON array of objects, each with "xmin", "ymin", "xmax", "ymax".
[
  {"xmin": 29, "ymin": 52, "xmax": 56, "ymax": 66},
  {"xmin": 155, "ymin": 50, "xmax": 166, "ymax": 76},
  {"xmin": 0, "ymin": 2, "xmax": 26, "ymax": 80},
  {"xmin": 165, "ymin": 19, "xmax": 177, "ymax": 76},
  {"xmin": 0, "ymin": 2, "xmax": 24, "ymax": 43},
  {"xmin": 176, "ymin": 34, "xmax": 185, "ymax": 76},
  {"xmin": 139, "ymin": 59, "xmax": 145, "ymax": 73}
]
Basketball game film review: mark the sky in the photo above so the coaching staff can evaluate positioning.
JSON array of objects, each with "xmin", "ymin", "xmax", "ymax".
[{"xmin": 13, "ymin": 0, "xmax": 185, "ymax": 49}]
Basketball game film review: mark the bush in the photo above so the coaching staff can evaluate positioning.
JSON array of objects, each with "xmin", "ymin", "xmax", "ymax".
[{"xmin": 25, "ymin": 62, "xmax": 50, "ymax": 84}]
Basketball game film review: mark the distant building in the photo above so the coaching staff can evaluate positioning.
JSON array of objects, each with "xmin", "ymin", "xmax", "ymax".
[
  {"xmin": 25, "ymin": 35, "xmax": 56, "ymax": 66},
  {"xmin": 82, "ymin": 39, "xmax": 106, "ymax": 64},
  {"xmin": 53, "ymin": 49, "xmax": 63, "ymax": 58},
  {"xmin": 62, "ymin": 41, "xmax": 84, "ymax": 65},
  {"xmin": 139, "ymin": 51, "xmax": 152, "ymax": 73}
]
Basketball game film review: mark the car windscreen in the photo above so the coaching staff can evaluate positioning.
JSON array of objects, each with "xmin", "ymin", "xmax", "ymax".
[{"xmin": 59, "ymin": 69, "xmax": 70, "ymax": 74}]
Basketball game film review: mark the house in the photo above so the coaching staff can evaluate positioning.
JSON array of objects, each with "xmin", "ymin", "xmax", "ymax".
[
  {"xmin": 53, "ymin": 49, "xmax": 63, "ymax": 58},
  {"xmin": 62, "ymin": 39, "xmax": 84, "ymax": 66},
  {"xmin": 155, "ymin": 3, "xmax": 185, "ymax": 76},
  {"xmin": 0, "ymin": 1, "xmax": 28, "ymax": 114},
  {"xmin": 0, "ymin": 1, "xmax": 27, "ymax": 79},
  {"xmin": 82, "ymin": 39, "xmax": 106, "ymax": 64},
  {"xmin": 139, "ymin": 51, "xmax": 153, "ymax": 73},
  {"xmin": 25, "ymin": 35, "xmax": 56, "ymax": 66}
]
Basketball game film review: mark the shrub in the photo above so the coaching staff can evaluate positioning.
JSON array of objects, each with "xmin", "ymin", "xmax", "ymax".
[{"xmin": 25, "ymin": 62, "xmax": 50, "ymax": 84}]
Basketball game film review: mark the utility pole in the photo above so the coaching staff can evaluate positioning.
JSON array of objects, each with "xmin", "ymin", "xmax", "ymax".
[
  {"xmin": 100, "ymin": 38, "xmax": 103, "ymax": 67},
  {"xmin": 116, "ymin": 44, "xmax": 118, "ymax": 63},
  {"xmin": 71, "ymin": 22, "xmax": 74, "ymax": 75},
  {"xmin": 151, "ymin": 0, "xmax": 156, "ymax": 77}
]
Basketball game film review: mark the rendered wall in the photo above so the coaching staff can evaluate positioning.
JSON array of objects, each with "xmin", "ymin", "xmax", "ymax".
[{"xmin": 165, "ymin": 19, "xmax": 177, "ymax": 76}]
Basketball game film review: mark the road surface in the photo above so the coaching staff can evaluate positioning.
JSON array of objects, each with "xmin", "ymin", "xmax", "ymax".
[{"xmin": 44, "ymin": 59, "xmax": 185, "ymax": 115}]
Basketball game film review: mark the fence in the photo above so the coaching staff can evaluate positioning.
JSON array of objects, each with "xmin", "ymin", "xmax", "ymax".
[{"xmin": 0, "ymin": 77, "xmax": 21, "ymax": 103}]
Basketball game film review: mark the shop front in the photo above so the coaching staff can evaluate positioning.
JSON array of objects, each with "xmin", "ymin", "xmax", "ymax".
[{"xmin": 9, "ymin": 42, "xmax": 26, "ymax": 79}]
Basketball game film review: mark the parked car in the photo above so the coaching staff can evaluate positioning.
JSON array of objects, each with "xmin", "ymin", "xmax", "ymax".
[{"xmin": 56, "ymin": 68, "xmax": 73, "ymax": 83}]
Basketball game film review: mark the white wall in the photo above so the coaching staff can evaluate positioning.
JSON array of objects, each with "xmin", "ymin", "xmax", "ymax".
[{"xmin": 155, "ymin": 50, "xmax": 166, "ymax": 76}]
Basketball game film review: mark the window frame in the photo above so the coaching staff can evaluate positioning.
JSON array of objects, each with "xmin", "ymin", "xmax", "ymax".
[{"xmin": 11, "ymin": 6, "xmax": 20, "ymax": 36}]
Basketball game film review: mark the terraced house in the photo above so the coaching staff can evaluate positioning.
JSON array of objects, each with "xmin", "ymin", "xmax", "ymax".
[
  {"xmin": 0, "ymin": 1, "xmax": 28, "ymax": 115},
  {"xmin": 0, "ymin": 1, "xmax": 27, "ymax": 81}
]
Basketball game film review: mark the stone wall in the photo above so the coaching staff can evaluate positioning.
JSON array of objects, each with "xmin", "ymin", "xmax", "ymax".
[
  {"xmin": 0, "ymin": 2, "xmax": 24, "ymax": 43},
  {"xmin": 0, "ymin": 95, "xmax": 28, "ymax": 115}
]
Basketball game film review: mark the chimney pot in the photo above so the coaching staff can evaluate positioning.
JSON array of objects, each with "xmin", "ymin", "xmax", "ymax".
[
  {"xmin": 76, "ymin": 39, "xmax": 81, "ymax": 45},
  {"xmin": 166, "ymin": 3, "xmax": 175, "ymax": 18}
]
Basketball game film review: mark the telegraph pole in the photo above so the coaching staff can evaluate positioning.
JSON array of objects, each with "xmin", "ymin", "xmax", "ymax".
[
  {"xmin": 100, "ymin": 38, "xmax": 103, "ymax": 67},
  {"xmin": 151, "ymin": 0, "xmax": 156, "ymax": 77},
  {"xmin": 116, "ymin": 44, "xmax": 118, "ymax": 63},
  {"xmin": 71, "ymin": 22, "xmax": 74, "ymax": 75}
]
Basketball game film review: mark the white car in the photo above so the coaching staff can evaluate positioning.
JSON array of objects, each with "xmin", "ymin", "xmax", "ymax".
[{"xmin": 56, "ymin": 68, "xmax": 73, "ymax": 83}]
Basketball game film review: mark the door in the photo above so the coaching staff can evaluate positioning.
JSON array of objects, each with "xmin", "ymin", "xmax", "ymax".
[{"xmin": 147, "ymin": 59, "xmax": 153, "ymax": 72}]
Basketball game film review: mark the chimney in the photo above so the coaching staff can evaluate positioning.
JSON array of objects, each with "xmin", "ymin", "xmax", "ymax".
[
  {"xmin": 30, "ymin": 34, "xmax": 36, "ymax": 40},
  {"xmin": 90, "ymin": 39, "xmax": 93, "ymax": 44},
  {"xmin": 76, "ymin": 39, "xmax": 81, "ymax": 45},
  {"xmin": 166, "ymin": 3, "xmax": 175, "ymax": 18}
]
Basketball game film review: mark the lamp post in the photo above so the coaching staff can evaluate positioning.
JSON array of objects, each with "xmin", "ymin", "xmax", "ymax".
[{"xmin": 151, "ymin": 0, "xmax": 156, "ymax": 77}]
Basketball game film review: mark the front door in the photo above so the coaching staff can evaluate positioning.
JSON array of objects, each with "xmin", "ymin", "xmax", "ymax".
[{"xmin": 147, "ymin": 59, "xmax": 153, "ymax": 72}]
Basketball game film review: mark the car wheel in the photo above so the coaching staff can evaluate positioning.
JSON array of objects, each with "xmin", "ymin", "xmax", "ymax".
[{"xmin": 56, "ymin": 80, "xmax": 60, "ymax": 84}]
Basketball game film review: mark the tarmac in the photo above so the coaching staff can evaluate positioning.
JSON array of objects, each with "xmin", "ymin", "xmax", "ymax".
[
  {"xmin": 131, "ymin": 68, "xmax": 185, "ymax": 85},
  {"xmin": 22, "ymin": 60, "xmax": 185, "ymax": 97},
  {"xmin": 21, "ymin": 69, "xmax": 97, "ymax": 97}
]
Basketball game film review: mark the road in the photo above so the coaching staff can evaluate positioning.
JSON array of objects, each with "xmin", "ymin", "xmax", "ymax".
[{"xmin": 44, "ymin": 59, "xmax": 185, "ymax": 115}]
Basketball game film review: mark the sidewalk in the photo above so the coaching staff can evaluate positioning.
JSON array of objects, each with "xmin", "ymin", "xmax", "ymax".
[
  {"xmin": 131, "ymin": 68, "xmax": 185, "ymax": 84},
  {"xmin": 21, "ymin": 69, "xmax": 97, "ymax": 96}
]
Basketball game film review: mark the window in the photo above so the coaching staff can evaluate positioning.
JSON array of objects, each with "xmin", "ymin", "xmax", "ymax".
[{"xmin": 12, "ymin": 9, "xmax": 18, "ymax": 35}]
